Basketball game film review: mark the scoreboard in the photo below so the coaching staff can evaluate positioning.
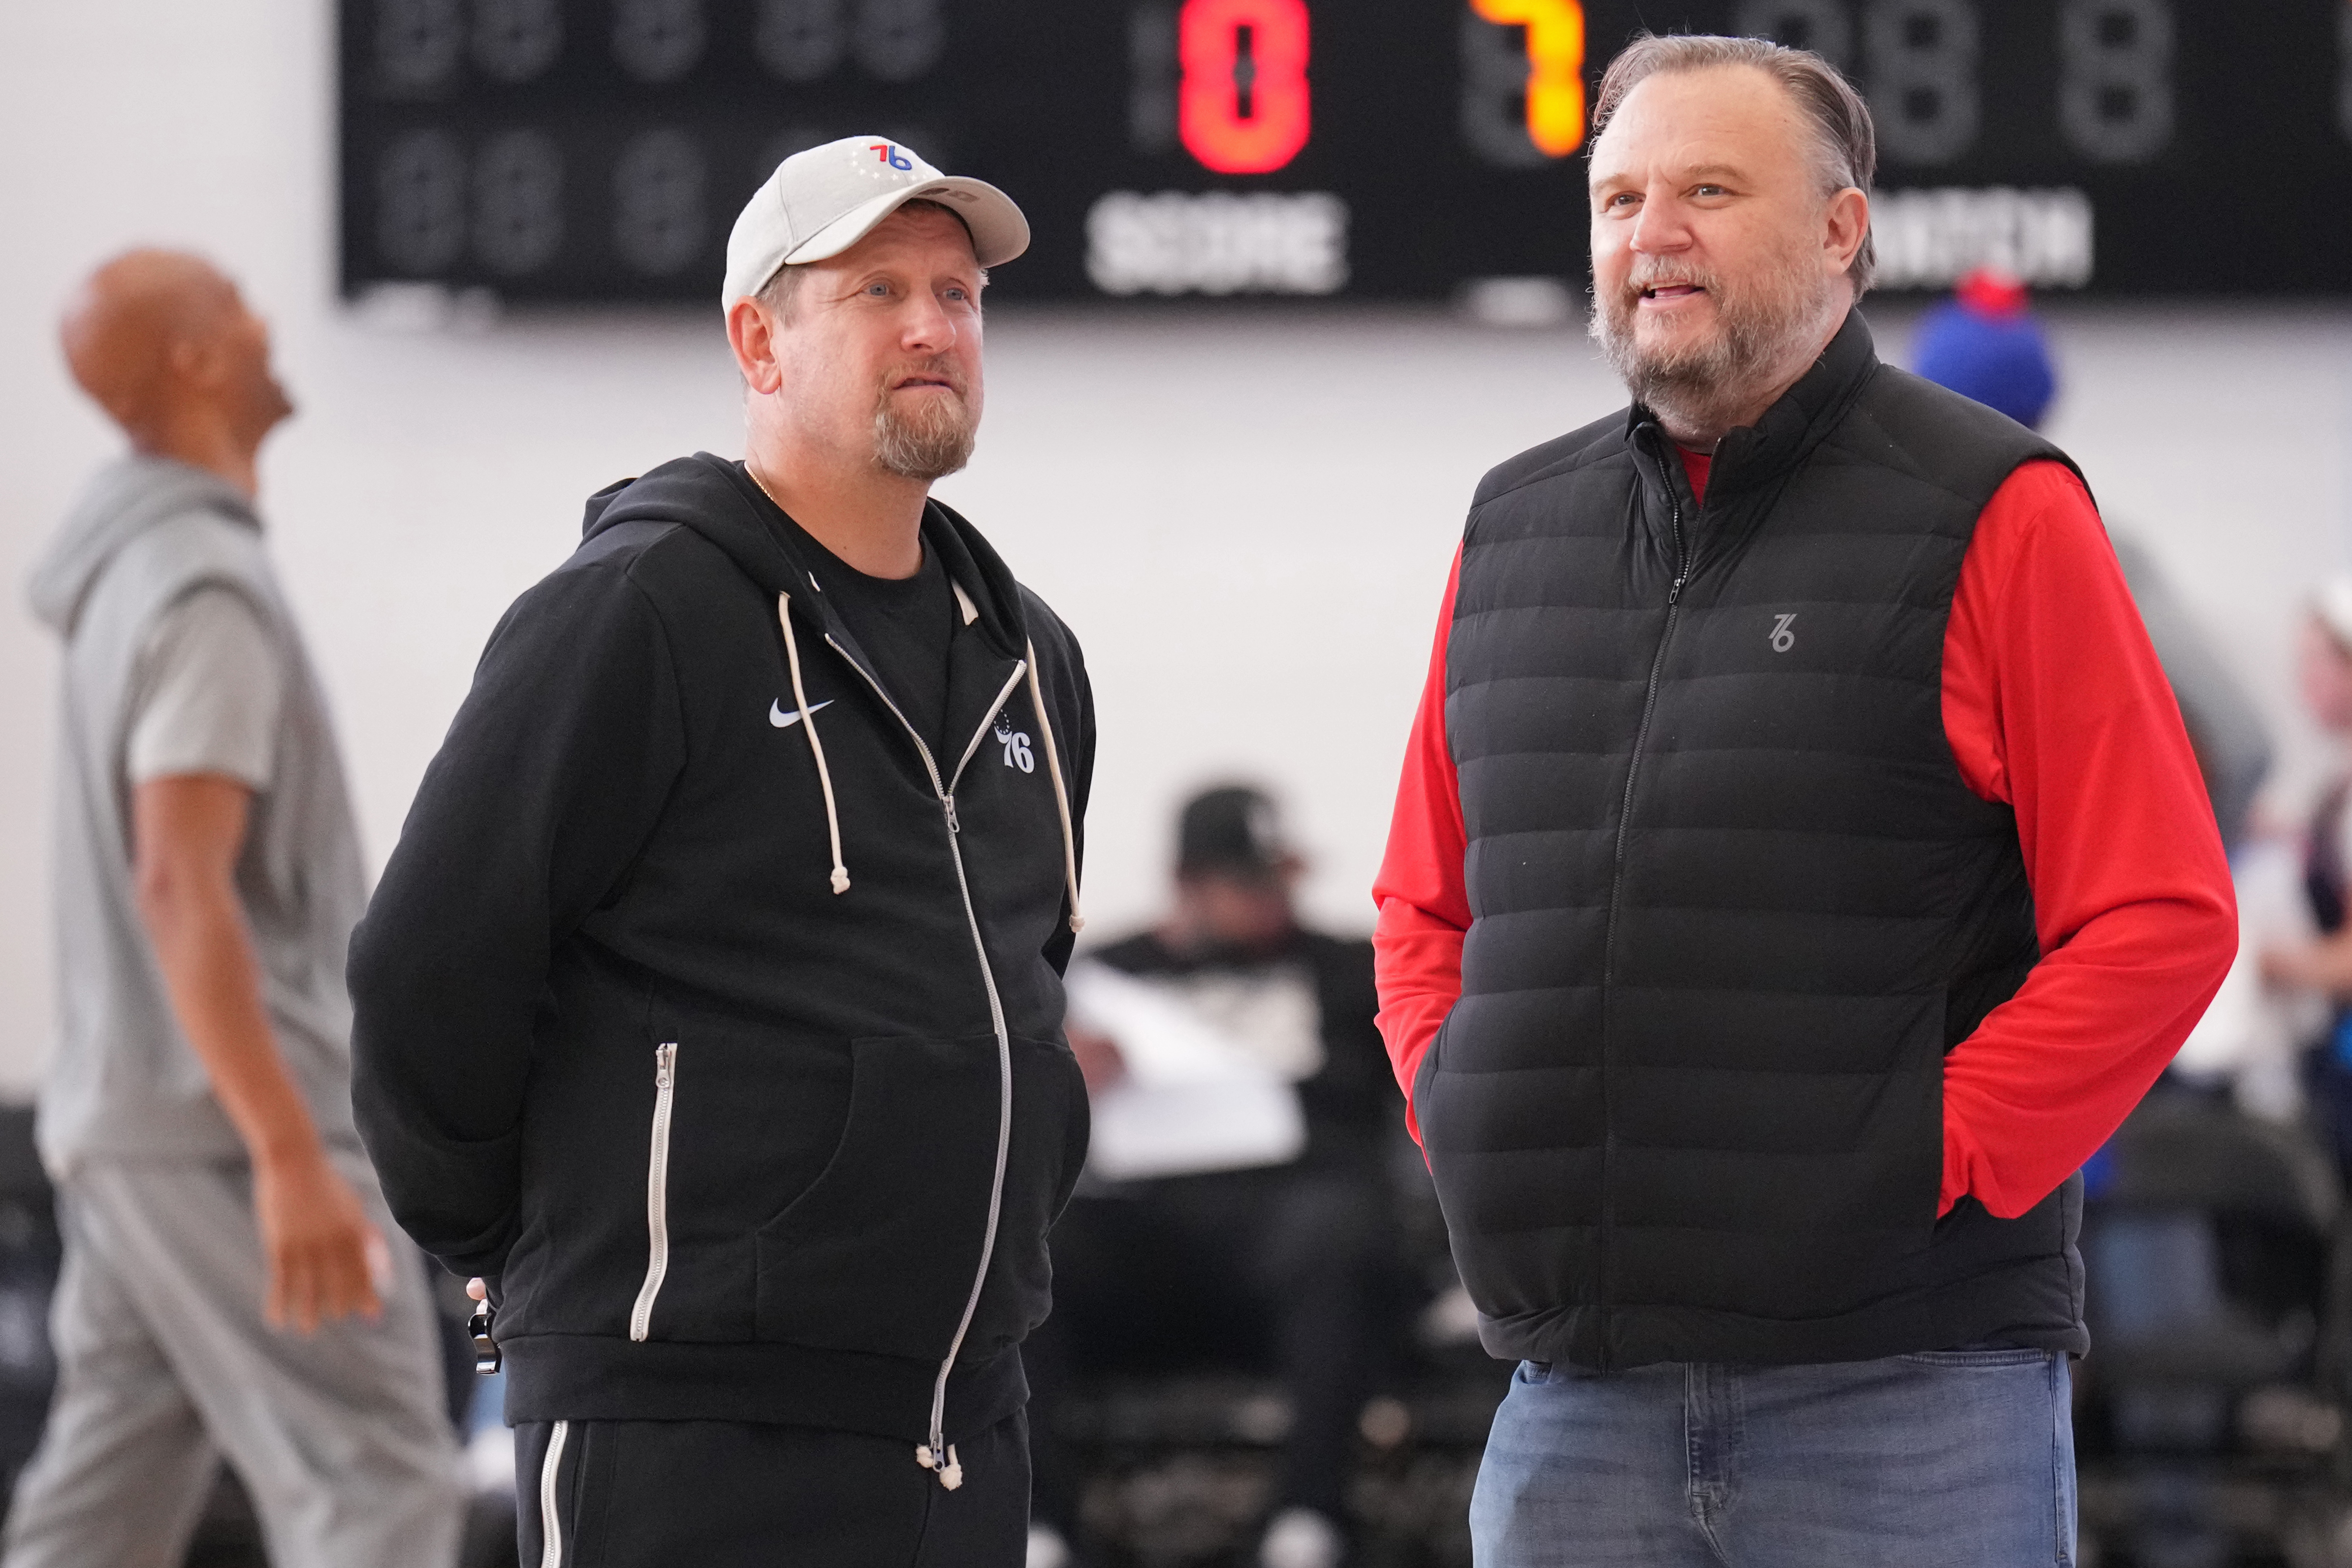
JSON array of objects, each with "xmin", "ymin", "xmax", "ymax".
[{"xmin": 339, "ymin": 0, "xmax": 2352, "ymax": 304}]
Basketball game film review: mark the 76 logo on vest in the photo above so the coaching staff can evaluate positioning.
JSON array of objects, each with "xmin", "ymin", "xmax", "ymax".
[{"xmin": 1770, "ymin": 613, "xmax": 1797, "ymax": 654}]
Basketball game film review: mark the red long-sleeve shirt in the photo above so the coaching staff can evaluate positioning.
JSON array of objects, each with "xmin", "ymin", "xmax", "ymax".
[{"xmin": 1372, "ymin": 455, "xmax": 2237, "ymax": 1219}]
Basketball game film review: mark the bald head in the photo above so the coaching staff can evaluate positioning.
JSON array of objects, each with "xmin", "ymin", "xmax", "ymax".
[
  {"xmin": 63, "ymin": 251, "xmax": 234, "ymax": 437},
  {"xmin": 60, "ymin": 251, "xmax": 290, "ymax": 485}
]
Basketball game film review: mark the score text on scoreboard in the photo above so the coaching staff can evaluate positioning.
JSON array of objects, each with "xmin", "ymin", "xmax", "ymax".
[{"xmin": 338, "ymin": 0, "xmax": 2352, "ymax": 306}]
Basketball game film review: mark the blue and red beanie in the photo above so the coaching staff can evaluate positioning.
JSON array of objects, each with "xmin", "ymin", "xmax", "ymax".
[{"xmin": 1909, "ymin": 268, "xmax": 2057, "ymax": 431}]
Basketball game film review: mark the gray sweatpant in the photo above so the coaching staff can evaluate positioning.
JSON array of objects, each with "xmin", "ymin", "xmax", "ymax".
[{"xmin": 0, "ymin": 1152, "xmax": 462, "ymax": 1568}]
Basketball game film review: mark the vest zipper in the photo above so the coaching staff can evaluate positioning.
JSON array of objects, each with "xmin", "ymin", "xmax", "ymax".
[
  {"xmin": 1595, "ymin": 439, "xmax": 1691, "ymax": 1370},
  {"xmin": 628, "ymin": 1042, "xmax": 679, "ymax": 1343},
  {"xmin": 824, "ymin": 632, "xmax": 1029, "ymax": 1491}
]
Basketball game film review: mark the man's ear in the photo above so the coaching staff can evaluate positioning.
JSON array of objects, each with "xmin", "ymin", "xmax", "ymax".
[
  {"xmin": 164, "ymin": 331, "xmax": 217, "ymax": 393},
  {"xmin": 1824, "ymin": 186, "xmax": 1869, "ymax": 276},
  {"xmin": 727, "ymin": 297, "xmax": 786, "ymax": 395}
]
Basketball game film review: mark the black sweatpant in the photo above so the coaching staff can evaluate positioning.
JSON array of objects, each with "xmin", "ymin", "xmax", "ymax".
[{"xmin": 514, "ymin": 1409, "xmax": 1030, "ymax": 1567}]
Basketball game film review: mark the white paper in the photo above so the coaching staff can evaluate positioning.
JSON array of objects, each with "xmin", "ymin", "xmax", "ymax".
[{"xmin": 1064, "ymin": 959, "xmax": 1306, "ymax": 1182}]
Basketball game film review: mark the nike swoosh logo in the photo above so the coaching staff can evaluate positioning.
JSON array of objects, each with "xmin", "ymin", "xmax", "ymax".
[{"xmin": 770, "ymin": 699, "xmax": 834, "ymax": 729}]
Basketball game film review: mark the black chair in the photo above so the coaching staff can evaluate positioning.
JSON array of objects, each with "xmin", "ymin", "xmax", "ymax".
[{"xmin": 2077, "ymin": 1090, "xmax": 2352, "ymax": 1568}]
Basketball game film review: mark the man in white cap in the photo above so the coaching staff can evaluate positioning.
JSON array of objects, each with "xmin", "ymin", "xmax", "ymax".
[{"xmin": 349, "ymin": 137, "xmax": 1096, "ymax": 1565}]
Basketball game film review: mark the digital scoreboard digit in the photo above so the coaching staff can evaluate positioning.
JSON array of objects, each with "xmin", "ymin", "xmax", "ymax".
[{"xmin": 340, "ymin": 0, "xmax": 2352, "ymax": 304}]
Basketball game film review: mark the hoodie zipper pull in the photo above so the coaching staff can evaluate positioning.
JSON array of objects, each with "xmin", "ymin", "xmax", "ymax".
[
  {"xmin": 942, "ymin": 795, "xmax": 960, "ymax": 834},
  {"xmin": 914, "ymin": 1443, "xmax": 963, "ymax": 1490}
]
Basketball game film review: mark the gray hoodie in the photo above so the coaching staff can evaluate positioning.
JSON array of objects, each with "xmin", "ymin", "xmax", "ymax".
[{"xmin": 28, "ymin": 455, "xmax": 364, "ymax": 1173}]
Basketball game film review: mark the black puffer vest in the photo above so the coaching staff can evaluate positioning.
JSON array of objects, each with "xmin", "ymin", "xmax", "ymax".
[{"xmin": 1418, "ymin": 315, "xmax": 2091, "ymax": 1370}]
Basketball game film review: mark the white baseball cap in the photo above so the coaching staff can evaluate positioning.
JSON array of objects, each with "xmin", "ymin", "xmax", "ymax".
[{"xmin": 722, "ymin": 135, "xmax": 1030, "ymax": 306}]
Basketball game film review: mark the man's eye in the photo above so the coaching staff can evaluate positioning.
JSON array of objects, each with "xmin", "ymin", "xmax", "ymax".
[
  {"xmin": 1695, "ymin": 185, "xmax": 1726, "ymax": 197},
  {"xmin": 866, "ymin": 282, "xmax": 892, "ymax": 297}
]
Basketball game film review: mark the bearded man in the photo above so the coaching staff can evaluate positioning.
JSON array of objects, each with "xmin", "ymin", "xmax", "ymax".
[
  {"xmin": 1374, "ymin": 35, "xmax": 2233, "ymax": 1567},
  {"xmin": 349, "ymin": 137, "xmax": 1095, "ymax": 1566}
]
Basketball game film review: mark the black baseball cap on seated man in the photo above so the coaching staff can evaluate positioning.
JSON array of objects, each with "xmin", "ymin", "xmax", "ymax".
[{"xmin": 1176, "ymin": 785, "xmax": 1299, "ymax": 883}]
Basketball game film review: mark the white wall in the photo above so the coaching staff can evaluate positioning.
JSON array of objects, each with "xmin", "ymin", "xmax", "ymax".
[{"xmin": 2, "ymin": 1, "xmax": 2347, "ymax": 1098}]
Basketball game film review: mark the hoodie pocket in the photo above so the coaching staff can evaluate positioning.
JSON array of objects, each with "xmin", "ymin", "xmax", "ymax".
[{"xmin": 754, "ymin": 1034, "xmax": 1007, "ymax": 1361}]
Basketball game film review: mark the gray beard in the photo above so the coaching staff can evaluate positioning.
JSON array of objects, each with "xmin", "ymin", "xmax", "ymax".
[
  {"xmin": 1589, "ymin": 264, "xmax": 1837, "ymax": 441},
  {"xmin": 873, "ymin": 390, "xmax": 976, "ymax": 482}
]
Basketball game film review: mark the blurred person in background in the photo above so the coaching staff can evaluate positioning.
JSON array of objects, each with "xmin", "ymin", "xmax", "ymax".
[
  {"xmin": 1913, "ymin": 265, "xmax": 2273, "ymax": 852},
  {"xmin": 348, "ymin": 137, "xmax": 1092, "ymax": 1566},
  {"xmin": 1375, "ymin": 35, "xmax": 2234, "ymax": 1566},
  {"xmin": 1917, "ymin": 267, "xmax": 2303, "ymax": 1127},
  {"xmin": 11, "ymin": 251, "xmax": 459, "ymax": 1568},
  {"xmin": 1027, "ymin": 786, "xmax": 1406, "ymax": 1568},
  {"xmin": 2260, "ymin": 582, "xmax": 2352, "ymax": 1172}
]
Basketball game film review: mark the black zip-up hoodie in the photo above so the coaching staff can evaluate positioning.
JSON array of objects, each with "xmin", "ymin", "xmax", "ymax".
[{"xmin": 348, "ymin": 454, "xmax": 1094, "ymax": 1464}]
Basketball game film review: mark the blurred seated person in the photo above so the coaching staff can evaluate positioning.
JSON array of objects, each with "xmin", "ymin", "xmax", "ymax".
[{"xmin": 1028, "ymin": 786, "xmax": 1408, "ymax": 1568}]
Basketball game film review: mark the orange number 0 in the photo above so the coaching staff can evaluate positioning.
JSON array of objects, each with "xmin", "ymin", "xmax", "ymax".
[
  {"xmin": 1179, "ymin": 0, "xmax": 1312, "ymax": 175},
  {"xmin": 1471, "ymin": 0, "xmax": 1587, "ymax": 156}
]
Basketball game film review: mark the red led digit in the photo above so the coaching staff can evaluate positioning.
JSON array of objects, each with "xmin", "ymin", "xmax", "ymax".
[
  {"xmin": 1179, "ymin": 0, "xmax": 1312, "ymax": 175},
  {"xmin": 1472, "ymin": 0, "xmax": 1587, "ymax": 156}
]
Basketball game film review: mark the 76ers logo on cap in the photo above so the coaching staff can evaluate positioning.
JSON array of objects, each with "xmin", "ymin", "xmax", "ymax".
[{"xmin": 869, "ymin": 143, "xmax": 915, "ymax": 170}]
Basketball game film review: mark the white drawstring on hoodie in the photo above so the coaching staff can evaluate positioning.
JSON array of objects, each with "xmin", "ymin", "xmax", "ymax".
[
  {"xmin": 776, "ymin": 595, "xmax": 851, "ymax": 895},
  {"xmin": 772, "ymin": 593, "xmax": 1085, "ymax": 934},
  {"xmin": 1024, "ymin": 639, "xmax": 1084, "ymax": 935}
]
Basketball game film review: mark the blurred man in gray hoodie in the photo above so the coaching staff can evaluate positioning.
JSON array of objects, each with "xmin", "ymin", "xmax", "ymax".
[{"xmin": 10, "ymin": 251, "xmax": 457, "ymax": 1568}]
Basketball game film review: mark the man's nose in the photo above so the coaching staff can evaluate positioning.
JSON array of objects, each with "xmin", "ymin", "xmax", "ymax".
[
  {"xmin": 900, "ymin": 292, "xmax": 957, "ymax": 353},
  {"xmin": 1629, "ymin": 190, "xmax": 1691, "ymax": 254}
]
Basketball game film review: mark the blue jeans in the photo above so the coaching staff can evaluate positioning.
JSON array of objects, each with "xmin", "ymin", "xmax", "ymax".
[{"xmin": 1471, "ymin": 1350, "xmax": 2076, "ymax": 1567}]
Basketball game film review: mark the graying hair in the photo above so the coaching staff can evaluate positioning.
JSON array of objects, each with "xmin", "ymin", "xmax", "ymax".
[
  {"xmin": 754, "ymin": 261, "xmax": 810, "ymax": 320},
  {"xmin": 1591, "ymin": 32, "xmax": 1877, "ymax": 295}
]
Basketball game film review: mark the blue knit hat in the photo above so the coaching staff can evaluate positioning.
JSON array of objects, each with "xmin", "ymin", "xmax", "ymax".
[{"xmin": 1910, "ymin": 269, "xmax": 2057, "ymax": 430}]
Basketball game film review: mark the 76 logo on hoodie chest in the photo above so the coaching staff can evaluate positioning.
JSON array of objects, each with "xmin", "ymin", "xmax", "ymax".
[{"xmin": 994, "ymin": 712, "xmax": 1035, "ymax": 773}]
